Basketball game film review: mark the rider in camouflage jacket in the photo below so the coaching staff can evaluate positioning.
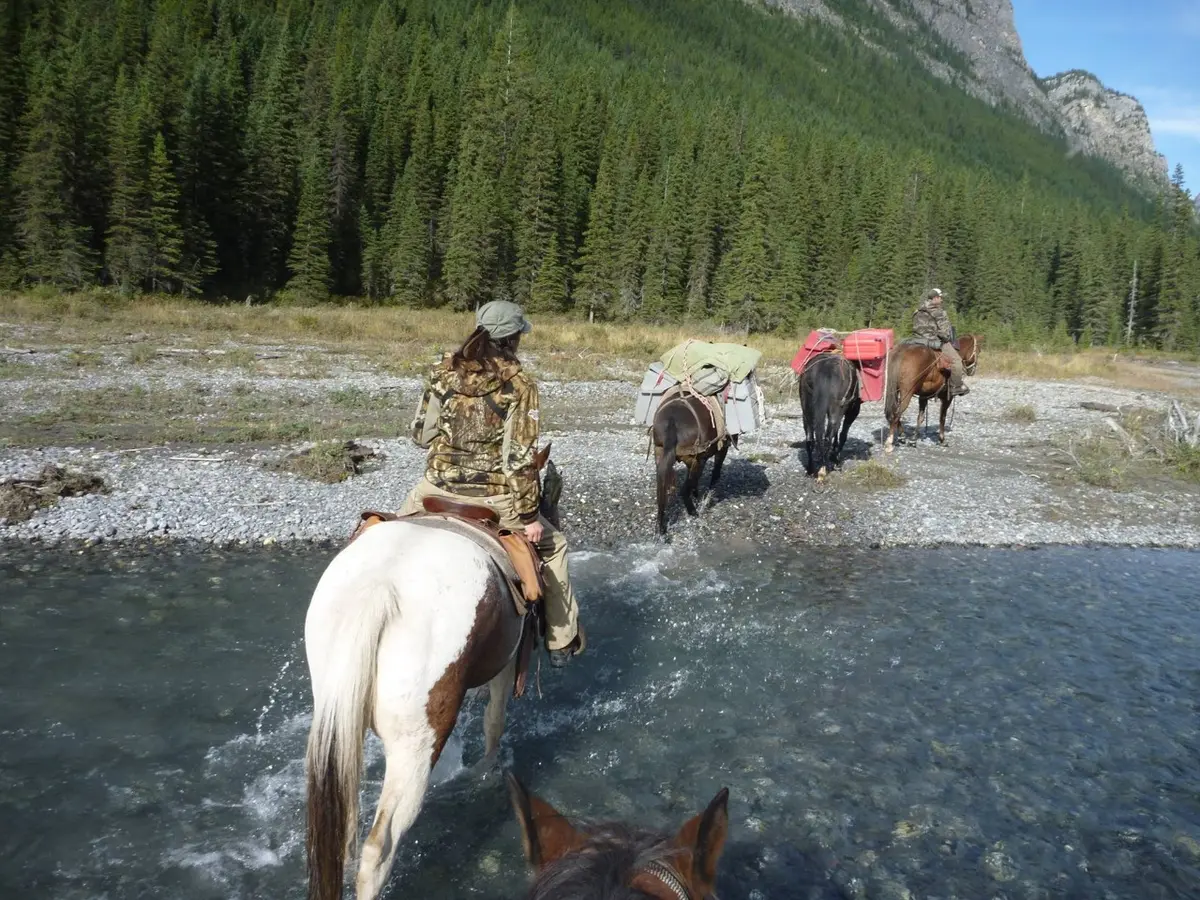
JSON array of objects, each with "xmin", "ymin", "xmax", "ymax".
[
  {"xmin": 403, "ymin": 300, "xmax": 583, "ymax": 667},
  {"xmin": 912, "ymin": 288, "xmax": 969, "ymax": 397},
  {"xmin": 411, "ymin": 352, "xmax": 542, "ymax": 522}
]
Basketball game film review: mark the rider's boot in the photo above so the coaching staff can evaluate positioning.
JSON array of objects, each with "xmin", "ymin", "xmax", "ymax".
[{"xmin": 549, "ymin": 627, "xmax": 586, "ymax": 668}]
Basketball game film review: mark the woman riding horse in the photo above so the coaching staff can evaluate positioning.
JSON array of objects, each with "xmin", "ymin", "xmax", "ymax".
[{"xmin": 402, "ymin": 300, "xmax": 584, "ymax": 668}]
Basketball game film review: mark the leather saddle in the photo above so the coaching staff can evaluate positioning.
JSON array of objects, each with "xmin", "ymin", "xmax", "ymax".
[
  {"xmin": 348, "ymin": 497, "xmax": 547, "ymax": 698},
  {"xmin": 901, "ymin": 337, "xmax": 954, "ymax": 371},
  {"xmin": 350, "ymin": 498, "xmax": 545, "ymax": 608}
]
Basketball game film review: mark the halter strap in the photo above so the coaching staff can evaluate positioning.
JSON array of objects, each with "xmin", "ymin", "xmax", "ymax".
[{"xmin": 640, "ymin": 861, "xmax": 691, "ymax": 900}]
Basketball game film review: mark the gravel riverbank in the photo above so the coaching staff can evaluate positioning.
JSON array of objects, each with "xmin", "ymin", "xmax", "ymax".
[{"xmin": 3, "ymin": 350, "xmax": 1199, "ymax": 551}]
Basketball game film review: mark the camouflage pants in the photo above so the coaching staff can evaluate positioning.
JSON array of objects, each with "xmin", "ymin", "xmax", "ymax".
[
  {"xmin": 400, "ymin": 475, "xmax": 581, "ymax": 651},
  {"xmin": 941, "ymin": 342, "xmax": 966, "ymax": 394}
]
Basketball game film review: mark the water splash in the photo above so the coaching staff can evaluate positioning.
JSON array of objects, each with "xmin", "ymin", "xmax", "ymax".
[{"xmin": 255, "ymin": 642, "xmax": 299, "ymax": 742}]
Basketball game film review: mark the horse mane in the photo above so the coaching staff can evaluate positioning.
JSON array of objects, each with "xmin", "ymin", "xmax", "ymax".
[{"xmin": 528, "ymin": 824, "xmax": 673, "ymax": 900}]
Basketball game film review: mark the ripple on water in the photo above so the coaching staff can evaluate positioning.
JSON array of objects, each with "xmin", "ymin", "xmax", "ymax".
[{"xmin": 1, "ymin": 543, "xmax": 1199, "ymax": 898}]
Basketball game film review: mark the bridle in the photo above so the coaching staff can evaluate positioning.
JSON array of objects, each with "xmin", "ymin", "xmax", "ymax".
[{"xmin": 639, "ymin": 859, "xmax": 718, "ymax": 900}]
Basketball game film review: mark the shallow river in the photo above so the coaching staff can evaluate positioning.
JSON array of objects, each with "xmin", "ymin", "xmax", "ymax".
[{"xmin": 2, "ymin": 542, "xmax": 1198, "ymax": 899}]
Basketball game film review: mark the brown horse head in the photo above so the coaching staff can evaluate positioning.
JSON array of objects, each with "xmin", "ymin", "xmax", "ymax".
[
  {"xmin": 958, "ymin": 334, "xmax": 981, "ymax": 375},
  {"xmin": 508, "ymin": 773, "xmax": 730, "ymax": 899}
]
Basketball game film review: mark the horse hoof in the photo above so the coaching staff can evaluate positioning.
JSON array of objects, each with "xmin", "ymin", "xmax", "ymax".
[
  {"xmin": 468, "ymin": 749, "xmax": 501, "ymax": 779},
  {"xmin": 817, "ymin": 466, "xmax": 827, "ymax": 480}
]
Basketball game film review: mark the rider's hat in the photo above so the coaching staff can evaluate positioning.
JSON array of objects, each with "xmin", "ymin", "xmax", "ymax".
[{"xmin": 476, "ymin": 300, "xmax": 532, "ymax": 340}]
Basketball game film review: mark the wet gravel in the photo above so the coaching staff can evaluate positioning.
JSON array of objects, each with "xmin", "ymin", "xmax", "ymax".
[{"xmin": 2, "ymin": 359, "xmax": 1199, "ymax": 550}]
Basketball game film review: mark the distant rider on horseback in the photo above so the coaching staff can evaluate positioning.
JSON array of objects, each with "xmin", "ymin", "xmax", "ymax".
[
  {"xmin": 402, "ymin": 300, "xmax": 584, "ymax": 667},
  {"xmin": 912, "ymin": 288, "xmax": 969, "ymax": 397}
]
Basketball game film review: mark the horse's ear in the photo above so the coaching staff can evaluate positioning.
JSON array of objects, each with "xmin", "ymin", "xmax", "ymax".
[
  {"xmin": 673, "ymin": 787, "xmax": 730, "ymax": 894},
  {"xmin": 533, "ymin": 442, "xmax": 551, "ymax": 471},
  {"xmin": 506, "ymin": 773, "xmax": 582, "ymax": 870}
]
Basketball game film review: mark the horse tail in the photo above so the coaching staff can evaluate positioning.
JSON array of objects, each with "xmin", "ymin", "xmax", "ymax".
[
  {"xmin": 656, "ymin": 416, "xmax": 678, "ymax": 533},
  {"xmin": 883, "ymin": 348, "xmax": 903, "ymax": 425},
  {"xmin": 305, "ymin": 580, "xmax": 401, "ymax": 900}
]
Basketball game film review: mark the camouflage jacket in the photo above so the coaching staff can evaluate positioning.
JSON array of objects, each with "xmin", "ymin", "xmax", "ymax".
[
  {"xmin": 410, "ymin": 353, "xmax": 541, "ymax": 523},
  {"xmin": 912, "ymin": 301, "xmax": 954, "ymax": 344}
]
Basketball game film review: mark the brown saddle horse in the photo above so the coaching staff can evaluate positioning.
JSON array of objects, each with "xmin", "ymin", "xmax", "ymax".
[
  {"xmin": 652, "ymin": 390, "xmax": 732, "ymax": 535},
  {"xmin": 883, "ymin": 335, "xmax": 980, "ymax": 450}
]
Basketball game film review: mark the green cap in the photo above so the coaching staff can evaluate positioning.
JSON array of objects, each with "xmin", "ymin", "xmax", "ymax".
[{"xmin": 476, "ymin": 300, "xmax": 532, "ymax": 340}]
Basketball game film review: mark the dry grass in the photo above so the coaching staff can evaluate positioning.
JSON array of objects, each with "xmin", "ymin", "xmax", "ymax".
[
  {"xmin": 1050, "ymin": 406, "xmax": 1200, "ymax": 489},
  {"xmin": 3, "ymin": 291, "xmax": 1198, "ymax": 394},
  {"xmin": 0, "ymin": 290, "xmax": 800, "ymax": 380},
  {"xmin": 0, "ymin": 382, "xmax": 404, "ymax": 448},
  {"xmin": 266, "ymin": 439, "xmax": 381, "ymax": 483},
  {"xmin": 1002, "ymin": 403, "xmax": 1038, "ymax": 424},
  {"xmin": 840, "ymin": 457, "xmax": 908, "ymax": 490},
  {"xmin": 0, "ymin": 464, "xmax": 108, "ymax": 523},
  {"xmin": 983, "ymin": 348, "xmax": 1200, "ymax": 396}
]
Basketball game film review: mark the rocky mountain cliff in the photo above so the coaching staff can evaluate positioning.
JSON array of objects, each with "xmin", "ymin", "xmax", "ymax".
[
  {"xmin": 1041, "ymin": 71, "xmax": 1168, "ymax": 184},
  {"xmin": 757, "ymin": 0, "xmax": 1167, "ymax": 187}
]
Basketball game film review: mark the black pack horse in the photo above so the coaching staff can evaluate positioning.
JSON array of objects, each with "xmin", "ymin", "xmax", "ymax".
[
  {"xmin": 799, "ymin": 354, "xmax": 861, "ymax": 478},
  {"xmin": 652, "ymin": 392, "xmax": 731, "ymax": 535}
]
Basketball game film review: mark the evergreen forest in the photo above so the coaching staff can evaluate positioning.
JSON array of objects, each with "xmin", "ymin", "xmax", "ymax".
[{"xmin": 1, "ymin": 0, "xmax": 1198, "ymax": 350}]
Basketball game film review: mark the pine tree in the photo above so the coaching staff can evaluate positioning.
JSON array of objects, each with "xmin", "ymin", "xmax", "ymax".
[
  {"xmin": 443, "ymin": 8, "xmax": 532, "ymax": 309},
  {"xmin": 286, "ymin": 145, "xmax": 333, "ymax": 300},
  {"xmin": 513, "ymin": 89, "xmax": 564, "ymax": 311},
  {"xmin": 105, "ymin": 68, "xmax": 153, "ymax": 292},
  {"xmin": 147, "ymin": 131, "xmax": 186, "ymax": 292},
  {"xmin": 574, "ymin": 136, "xmax": 620, "ymax": 322},
  {"xmin": 384, "ymin": 107, "xmax": 441, "ymax": 307},
  {"xmin": 1158, "ymin": 165, "xmax": 1197, "ymax": 350},
  {"xmin": 244, "ymin": 29, "xmax": 301, "ymax": 290},
  {"xmin": 715, "ymin": 140, "xmax": 777, "ymax": 331},
  {"xmin": 13, "ymin": 12, "xmax": 97, "ymax": 287},
  {"xmin": 327, "ymin": 9, "xmax": 362, "ymax": 295}
]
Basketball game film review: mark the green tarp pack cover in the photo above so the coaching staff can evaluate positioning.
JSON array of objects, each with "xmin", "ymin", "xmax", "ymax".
[{"xmin": 659, "ymin": 340, "xmax": 762, "ymax": 395}]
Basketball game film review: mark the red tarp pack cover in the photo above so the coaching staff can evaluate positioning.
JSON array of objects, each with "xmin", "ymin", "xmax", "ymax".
[{"xmin": 791, "ymin": 328, "xmax": 894, "ymax": 402}]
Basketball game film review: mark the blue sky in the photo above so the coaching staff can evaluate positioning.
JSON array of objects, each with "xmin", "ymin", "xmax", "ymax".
[{"xmin": 1011, "ymin": 0, "xmax": 1199, "ymax": 192}]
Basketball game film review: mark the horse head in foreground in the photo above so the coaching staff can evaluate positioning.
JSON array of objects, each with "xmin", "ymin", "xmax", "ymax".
[
  {"xmin": 884, "ymin": 334, "xmax": 981, "ymax": 450},
  {"xmin": 508, "ymin": 774, "xmax": 730, "ymax": 899},
  {"xmin": 304, "ymin": 446, "xmax": 557, "ymax": 900}
]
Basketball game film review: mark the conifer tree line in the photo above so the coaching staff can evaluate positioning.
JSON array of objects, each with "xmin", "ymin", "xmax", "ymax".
[{"xmin": 1, "ymin": 0, "xmax": 1197, "ymax": 350}]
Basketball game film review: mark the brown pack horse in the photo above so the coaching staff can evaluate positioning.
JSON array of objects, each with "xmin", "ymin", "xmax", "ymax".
[
  {"xmin": 304, "ymin": 448, "xmax": 558, "ymax": 900},
  {"xmin": 653, "ymin": 392, "xmax": 731, "ymax": 535},
  {"xmin": 508, "ymin": 773, "xmax": 730, "ymax": 899},
  {"xmin": 883, "ymin": 335, "xmax": 980, "ymax": 451}
]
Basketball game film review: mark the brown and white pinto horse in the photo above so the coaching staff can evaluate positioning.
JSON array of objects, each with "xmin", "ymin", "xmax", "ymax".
[
  {"xmin": 508, "ymin": 774, "xmax": 730, "ymax": 900},
  {"xmin": 304, "ymin": 452, "xmax": 558, "ymax": 900},
  {"xmin": 883, "ymin": 334, "xmax": 980, "ymax": 451}
]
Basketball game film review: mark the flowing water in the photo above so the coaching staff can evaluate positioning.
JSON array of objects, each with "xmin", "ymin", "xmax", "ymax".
[{"xmin": 2, "ymin": 542, "xmax": 1199, "ymax": 899}]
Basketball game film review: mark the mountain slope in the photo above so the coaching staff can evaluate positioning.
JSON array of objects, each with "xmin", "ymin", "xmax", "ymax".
[{"xmin": 758, "ymin": 0, "xmax": 1167, "ymax": 185}]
